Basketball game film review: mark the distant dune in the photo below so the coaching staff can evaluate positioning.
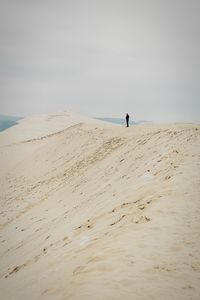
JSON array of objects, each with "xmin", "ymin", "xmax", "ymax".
[
  {"xmin": 94, "ymin": 117, "xmax": 149, "ymax": 125},
  {"xmin": 94, "ymin": 117, "xmax": 136, "ymax": 125},
  {"xmin": 0, "ymin": 112, "xmax": 200, "ymax": 300}
]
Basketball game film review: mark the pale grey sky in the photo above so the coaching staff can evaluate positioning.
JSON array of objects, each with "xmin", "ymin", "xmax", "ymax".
[{"xmin": 0, "ymin": 0, "xmax": 200, "ymax": 122}]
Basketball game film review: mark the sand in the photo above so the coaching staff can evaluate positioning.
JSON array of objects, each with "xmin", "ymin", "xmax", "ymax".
[{"xmin": 0, "ymin": 112, "xmax": 200, "ymax": 300}]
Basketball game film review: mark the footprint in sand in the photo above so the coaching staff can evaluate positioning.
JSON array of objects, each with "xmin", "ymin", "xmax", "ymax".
[
  {"xmin": 134, "ymin": 215, "xmax": 151, "ymax": 224},
  {"xmin": 74, "ymin": 219, "xmax": 94, "ymax": 234},
  {"xmin": 110, "ymin": 214, "xmax": 126, "ymax": 226},
  {"xmin": 5, "ymin": 263, "xmax": 26, "ymax": 278},
  {"xmin": 73, "ymin": 265, "xmax": 86, "ymax": 275}
]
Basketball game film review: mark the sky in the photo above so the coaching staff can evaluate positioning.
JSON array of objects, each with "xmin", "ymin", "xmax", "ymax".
[{"xmin": 0, "ymin": 0, "xmax": 200, "ymax": 122}]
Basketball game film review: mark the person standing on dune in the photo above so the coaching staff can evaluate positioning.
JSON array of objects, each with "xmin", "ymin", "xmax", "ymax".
[{"xmin": 125, "ymin": 113, "xmax": 130, "ymax": 127}]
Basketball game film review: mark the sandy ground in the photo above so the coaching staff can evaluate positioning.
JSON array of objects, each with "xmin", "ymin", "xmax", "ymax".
[{"xmin": 0, "ymin": 112, "xmax": 200, "ymax": 300}]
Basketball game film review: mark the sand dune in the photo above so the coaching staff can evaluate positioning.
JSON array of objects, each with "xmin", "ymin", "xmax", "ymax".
[{"xmin": 0, "ymin": 112, "xmax": 200, "ymax": 300}]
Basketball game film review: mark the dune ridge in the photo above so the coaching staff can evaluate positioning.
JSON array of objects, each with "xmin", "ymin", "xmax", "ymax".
[{"xmin": 0, "ymin": 112, "xmax": 200, "ymax": 300}]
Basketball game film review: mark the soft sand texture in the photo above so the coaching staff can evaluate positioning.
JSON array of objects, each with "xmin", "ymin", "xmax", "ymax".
[{"xmin": 0, "ymin": 112, "xmax": 200, "ymax": 300}]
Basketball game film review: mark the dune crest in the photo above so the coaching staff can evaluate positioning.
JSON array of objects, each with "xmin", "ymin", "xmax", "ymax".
[{"xmin": 0, "ymin": 113, "xmax": 200, "ymax": 300}]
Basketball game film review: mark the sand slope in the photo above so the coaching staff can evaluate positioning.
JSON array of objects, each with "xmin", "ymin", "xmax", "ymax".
[{"xmin": 0, "ymin": 113, "xmax": 200, "ymax": 300}]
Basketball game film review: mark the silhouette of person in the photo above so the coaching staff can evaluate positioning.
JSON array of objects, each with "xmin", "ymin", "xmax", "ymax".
[{"xmin": 125, "ymin": 113, "xmax": 130, "ymax": 127}]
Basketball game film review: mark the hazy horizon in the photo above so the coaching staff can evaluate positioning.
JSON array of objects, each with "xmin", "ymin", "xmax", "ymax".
[{"xmin": 0, "ymin": 0, "xmax": 200, "ymax": 122}]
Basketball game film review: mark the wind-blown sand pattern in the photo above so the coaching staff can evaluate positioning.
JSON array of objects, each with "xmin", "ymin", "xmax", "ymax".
[{"xmin": 0, "ymin": 112, "xmax": 200, "ymax": 300}]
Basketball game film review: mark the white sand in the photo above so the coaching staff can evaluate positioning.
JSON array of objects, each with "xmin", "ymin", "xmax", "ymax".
[{"xmin": 0, "ymin": 112, "xmax": 200, "ymax": 300}]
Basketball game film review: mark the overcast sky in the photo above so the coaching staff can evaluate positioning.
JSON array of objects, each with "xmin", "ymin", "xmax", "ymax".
[{"xmin": 0, "ymin": 0, "xmax": 200, "ymax": 122}]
